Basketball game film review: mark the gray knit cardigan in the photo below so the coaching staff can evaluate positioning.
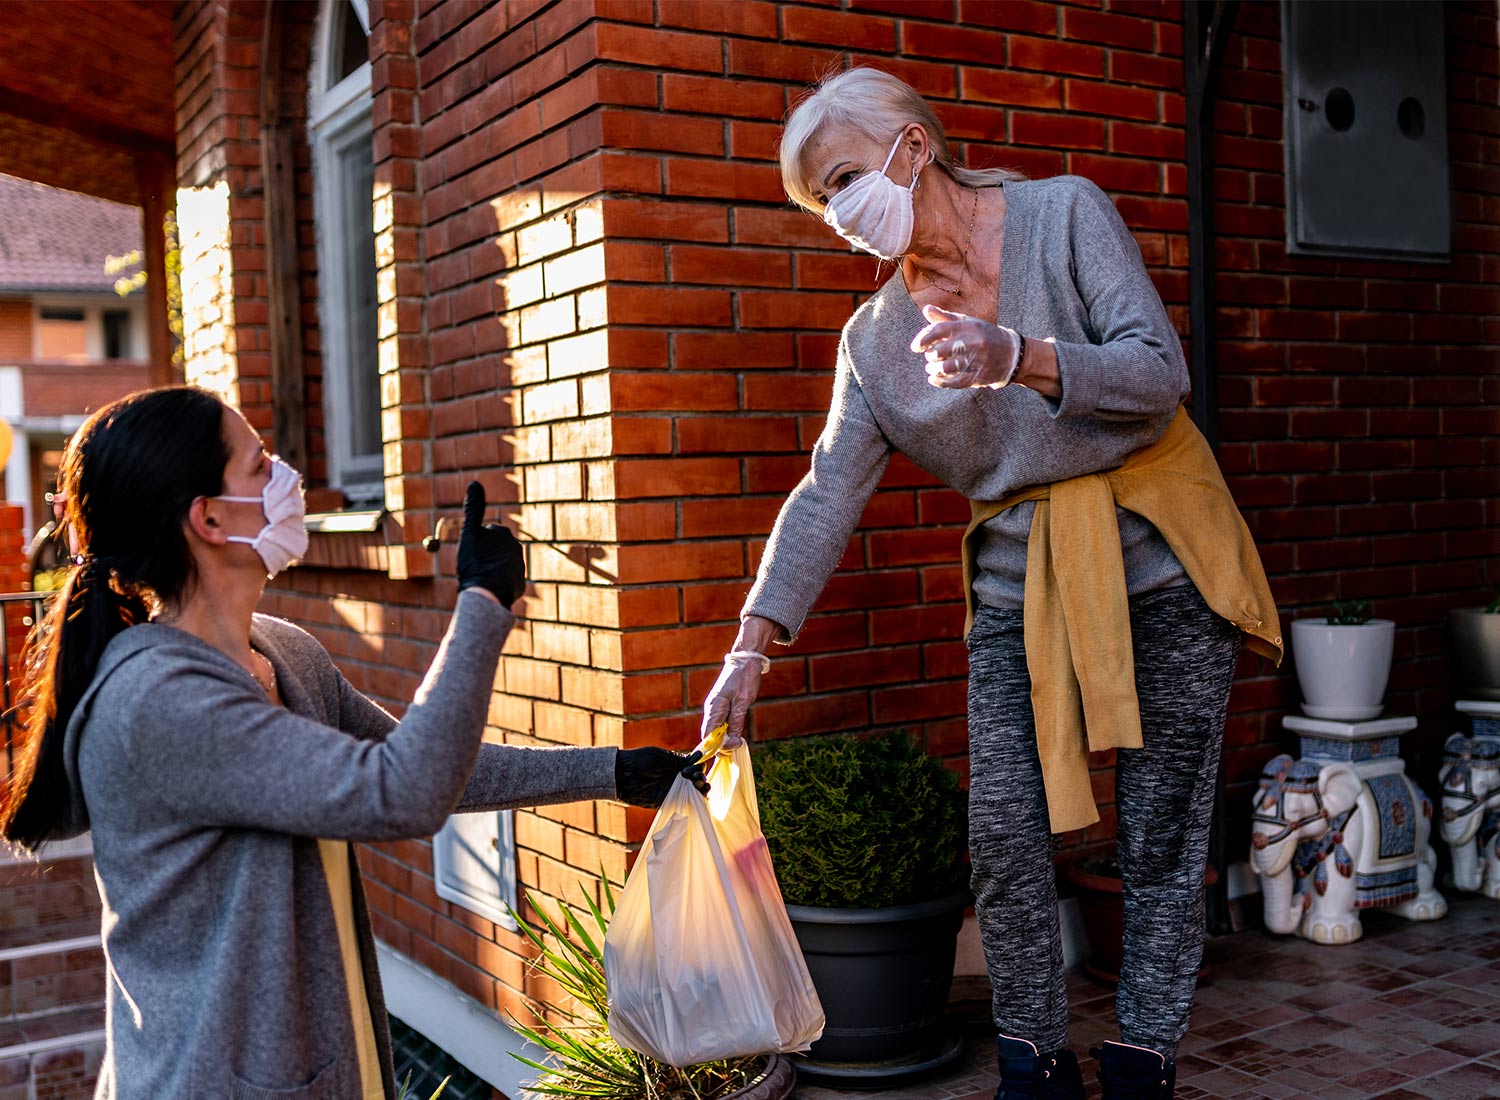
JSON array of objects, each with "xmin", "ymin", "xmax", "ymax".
[
  {"xmin": 744, "ymin": 175, "xmax": 1191, "ymax": 639},
  {"xmin": 57, "ymin": 591, "xmax": 618, "ymax": 1099}
]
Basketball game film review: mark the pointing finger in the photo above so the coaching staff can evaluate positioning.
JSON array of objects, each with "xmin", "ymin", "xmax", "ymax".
[{"xmin": 463, "ymin": 481, "xmax": 487, "ymax": 530}]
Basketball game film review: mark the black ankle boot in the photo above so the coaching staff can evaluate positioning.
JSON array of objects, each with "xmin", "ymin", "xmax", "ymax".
[
  {"xmin": 995, "ymin": 1035, "xmax": 1085, "ymax": 1099},
  {"xmin": 1090, "ymin": 1041, "xmax": 1176, "ymax": 1100}
]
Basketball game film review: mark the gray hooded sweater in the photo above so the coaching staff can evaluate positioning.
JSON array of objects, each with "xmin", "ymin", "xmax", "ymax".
[
  {"xmin": 60, "ymin": 590, "xmax": 618, "ymax": 1099},
  {"xmin": 743, "ymin": 175, "xmax": 1189, "ymax": 640}
]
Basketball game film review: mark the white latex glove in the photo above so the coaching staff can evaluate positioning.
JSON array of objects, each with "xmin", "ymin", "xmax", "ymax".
[
  {"xmin": 911, "ymin": 304, "xmax": 1022, "ymax": 389},
  {"xmin": 700, "ymin": 651, "xmax": 768, "ymax": 750}
]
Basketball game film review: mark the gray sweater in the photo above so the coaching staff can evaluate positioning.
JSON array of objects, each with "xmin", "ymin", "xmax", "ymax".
[
  {"xmin": 744, "ymin": 175, "xmax": 1189, "ymax": 639},
  {"xmin": 60, "ymin": 590, "xmax": 618, "ymax": 1099}
]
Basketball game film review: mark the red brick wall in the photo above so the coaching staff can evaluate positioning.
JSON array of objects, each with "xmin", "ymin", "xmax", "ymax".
[
  {"xmin": 174, "ymin": 1, "xmax": 322, "ymax": 452},
  {"xmin": 1210, "ymin": 1, "xmax": 1499, "ymax": 824},
  {"xmin": 0, "ymin": 300, "xmax": 31, "ymax": 363},
  {"xmin": 519, "ymin": 0, "xmax": 1497, "ymax": 853},
  {"xmin": 500, "ymin": 0, "xmax": 1181, "ymax": 861},
  {"xmin": 338, "ymin": 0, "xmax": 640, "ymax": 1019},
  {"xmin": 22, "ymin": 363, "xmax": 152, "ymax": 419},
  {"xmin": 171, "ymin": 0, "xmax": 1499, "ymax": 1037}
]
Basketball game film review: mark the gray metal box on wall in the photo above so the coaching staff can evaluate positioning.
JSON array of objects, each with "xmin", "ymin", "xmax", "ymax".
[
  {"xmin": 432, "ymin": 810, "xmax": 519, "ymax": 931},
  {"xmin": 1281, "ymin": 0, "xmax": 1450, "ymax": 261}
]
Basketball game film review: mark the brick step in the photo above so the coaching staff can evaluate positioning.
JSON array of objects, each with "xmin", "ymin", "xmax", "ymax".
[
  {"xmin": 0, "ymin": 1004, "xmax": 105, "ymax": 1057},
  {"xmin": 0, "ymin": 917, "xmax": 99, "ymax": 955},
  {"xmin": 0, "ymin": 851, "xmax": 105, "ymax": 1024},
  {"xmin": 0, "ymin": 933, "xmax": 105, "ymax": 1022},
  {"xmin": 0, "ymin": 1006, "xmax": 106, "ymax": 1100},
  {"xmin": 0, "ymin": 854, "xmax": 101, "ymax": 948}
]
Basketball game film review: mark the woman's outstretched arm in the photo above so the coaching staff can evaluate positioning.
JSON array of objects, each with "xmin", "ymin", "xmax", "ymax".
[{"xmin": 111, "ymin": 590, "xmax": 512, "ymax": 841}]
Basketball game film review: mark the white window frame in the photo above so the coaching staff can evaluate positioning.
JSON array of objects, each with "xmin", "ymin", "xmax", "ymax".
[{"xmin": 309, "ymin": 0, "xmax": 383, "ymax": 502}]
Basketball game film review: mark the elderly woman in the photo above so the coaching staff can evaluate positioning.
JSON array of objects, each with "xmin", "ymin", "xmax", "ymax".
[{"xmin": 700, "ymin": 69, "xmax": 1281, "ymax": 1100}]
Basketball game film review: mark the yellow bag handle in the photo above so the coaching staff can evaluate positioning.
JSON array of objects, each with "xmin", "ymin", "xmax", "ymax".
[
  {"xmin": 694, "ymin": 722, "xmax": 729, "ymax": 761},
  {"xmin": 693, "ymin": 722, "xmax": 739, "ymax": 820}
]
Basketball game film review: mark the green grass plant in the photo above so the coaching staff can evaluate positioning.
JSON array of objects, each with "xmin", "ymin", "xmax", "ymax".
[
  {"xmin": 505, "ymin": 877, "xmax": 765, "ymax": 1099},
  {"xmin": 395, "ymin": 1072, "xmax": 449, "ymax": 1100},
  {"xmin": 1327, "ymin": 598, "xmax": 1373, "ymax": 625},
  {"xmin": 754, "ymin": 730, "xmax": 967, "ymax": 909}
]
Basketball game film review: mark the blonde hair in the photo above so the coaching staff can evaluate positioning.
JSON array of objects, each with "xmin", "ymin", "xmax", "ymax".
[{"xmin": 779, "ymin": 67, "xmax": 1025, "ymax": 213}]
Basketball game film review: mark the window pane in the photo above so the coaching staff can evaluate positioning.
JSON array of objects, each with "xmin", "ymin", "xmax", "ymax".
[
  {"xmin": 332, "ymin": 1, "xmax": 367, "ymax": 85},
  {"xmin": 37, "ymin": 310, "xmax": 87, "ymax": 360},
  {"xmin": 102, "ymin": 310, "xmax": 130, "ymax": 359},
  {"xmin": 338, "ymin": 131, "xmax": 380, "ymax": 461}
]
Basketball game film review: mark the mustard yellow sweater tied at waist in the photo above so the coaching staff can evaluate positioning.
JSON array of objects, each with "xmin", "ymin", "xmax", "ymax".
[{"xmin": 962, "ymin": 407, "xmax": 1283, "ymax": 834}]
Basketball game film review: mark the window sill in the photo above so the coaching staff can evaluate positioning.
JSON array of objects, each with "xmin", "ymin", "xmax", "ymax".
[{"xmin": 298, "ymin": 509, "xmax": 404, "ymax": 574}]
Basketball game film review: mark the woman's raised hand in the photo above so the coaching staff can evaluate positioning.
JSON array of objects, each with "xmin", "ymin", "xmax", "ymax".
[
  {"xmin": 911, "ymin": 304, "xmax": 1022, "ymax": 390},
  {"xmin": 456, "ymin": 481, "xmax": 526, "ymax": 608}
]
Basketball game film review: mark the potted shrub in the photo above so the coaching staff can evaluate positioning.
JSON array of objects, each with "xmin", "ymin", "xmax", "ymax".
[
  {"xmin": 754, "ymin": 731, "xmax": 969, "ymax": 1088},
  {"xmin": 1449, "ymin": 593, "xmax": 1500, "ymax": 701},
  {"xmin": 508, "ymin": 883, "xmax": 794, "ymax": 1100},
  {"xmin": 1291, "ymin": 599, "xmax": 1396, "ymax": 720}
]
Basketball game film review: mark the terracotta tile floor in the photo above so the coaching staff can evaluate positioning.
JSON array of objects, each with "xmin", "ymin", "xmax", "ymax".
[{"xmin": 793, "ymin": 895, "xmax": 1500, "ymax": 1100}]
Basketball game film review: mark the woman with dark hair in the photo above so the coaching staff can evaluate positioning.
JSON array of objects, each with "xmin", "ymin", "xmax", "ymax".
[
  {"xmin": 700, "ymin": 69, "xmax": 1281, "ymax": 1100},
  {"xmin": 0, "ymin": 386, "xmax": 705, "ymax": 1100}
]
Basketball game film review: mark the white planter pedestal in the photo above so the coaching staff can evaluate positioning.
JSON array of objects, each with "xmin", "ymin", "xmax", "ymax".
[
  {"xmin": 1249, "ymin": 715, "xmax": 1446, "ymax": 944},
  {"xmin": 1456, "ymin": 698, "xmax": 1500, "ymax": 734},
  {"xmin": 1438, "ymin": 702, "xmax": 1500, "ymax": 898}
]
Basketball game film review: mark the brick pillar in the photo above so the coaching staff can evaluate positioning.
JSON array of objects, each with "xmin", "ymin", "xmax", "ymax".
[{"xmin": 369, "ymin": 0, "xmax": 432, "ymax": 580}]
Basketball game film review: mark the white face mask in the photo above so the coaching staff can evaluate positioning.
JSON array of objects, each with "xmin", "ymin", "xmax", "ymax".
[
  {"xmin": 215, "ymin": 458, "xmax": 309, "ymax": 578},
  {"xmin": 822, "ymin": 133, "xmax": 925, "ymax": 260}
]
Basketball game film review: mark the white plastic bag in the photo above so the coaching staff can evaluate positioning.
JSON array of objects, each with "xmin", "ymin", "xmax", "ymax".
[{"xmin": 604, "ymin": 734, "xmax": 825, "ymax": 1067}]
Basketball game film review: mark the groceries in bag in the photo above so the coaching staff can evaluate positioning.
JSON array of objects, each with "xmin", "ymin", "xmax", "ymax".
[{"xmin": 603, "ymin": 725, "xmax": 825, "ymax": 1066}]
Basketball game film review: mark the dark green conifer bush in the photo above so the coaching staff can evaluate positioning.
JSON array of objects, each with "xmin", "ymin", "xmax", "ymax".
[{"xmin": 755, "ymin": 731, "xmax": 967, "ymax": 909}]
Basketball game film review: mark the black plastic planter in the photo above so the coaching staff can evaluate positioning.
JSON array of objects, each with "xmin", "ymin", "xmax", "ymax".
[{"xmin": 786, "ymin": 891, "xmax": 969, "ymax": 1087}]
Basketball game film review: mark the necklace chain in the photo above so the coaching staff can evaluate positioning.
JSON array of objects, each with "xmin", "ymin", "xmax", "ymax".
[
  {"xmin": 250, "ymin": 649, "xmax": 277, "ymax": 696},
  {"xmin": 149, "ymin": 612, "xmax": 277, "ymax": 697},
  {"xmin": 918, "ymin": 186, "xmax": 980, "ymax": 298}
]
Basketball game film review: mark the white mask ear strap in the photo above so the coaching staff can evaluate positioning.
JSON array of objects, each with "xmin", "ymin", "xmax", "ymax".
[
  {"xmin": 216, "ymin": 496, "xmax": 262, "ymax": 504},
  {"xmin": 879, "ymin": 132, "xmax": 905, "ymax": 175},
  {"xmin": 883, "ymin": 131, "xmax": 927, "ymax": 190}
]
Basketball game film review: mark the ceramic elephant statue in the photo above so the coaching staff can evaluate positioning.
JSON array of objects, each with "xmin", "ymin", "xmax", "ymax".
[
  {"xmin": 1439, "ymin": 733, "xmax": 1500, "ymax": 897},
  {"xmin": 1250, "ymin": 753, "xmax": 1446, "ymax": 944}
]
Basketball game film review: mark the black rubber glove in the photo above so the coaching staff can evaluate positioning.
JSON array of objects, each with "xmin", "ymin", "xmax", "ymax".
[
  {"xmin": 456, "ymin": 481, "xmax": 526, "ymax": 608},
  {"xmin": 616, "ymin": 748, "xmax": 710, "ymax": 807}
]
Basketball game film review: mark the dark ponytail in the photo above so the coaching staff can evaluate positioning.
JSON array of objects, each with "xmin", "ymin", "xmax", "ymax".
[{"xmin": 1, "ymin": 387, "xmax": 231, "ymax": 852}]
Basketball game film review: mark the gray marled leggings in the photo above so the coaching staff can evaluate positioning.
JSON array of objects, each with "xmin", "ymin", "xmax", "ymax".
[{"xmin": 966, "ymin": 584, "xmax": 1240, "ymax": 1057}]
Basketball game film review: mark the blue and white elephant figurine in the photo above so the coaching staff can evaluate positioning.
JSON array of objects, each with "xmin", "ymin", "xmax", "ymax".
[
  {"xmin": 1439, "ymin": 733, "xmax": 1500, "ymax": 897},
  {"xmin": 1250, "ymin": 754, "xmax": 1446, "ymax": 944}
]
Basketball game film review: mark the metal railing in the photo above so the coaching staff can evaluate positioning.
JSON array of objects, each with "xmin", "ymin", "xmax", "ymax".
[{"xmin": 0, "ymin": 592, "xmax": 50, "ymax": 781}]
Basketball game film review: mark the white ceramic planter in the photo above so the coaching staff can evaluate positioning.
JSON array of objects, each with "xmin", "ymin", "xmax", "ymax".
[{"xmin": 1291, "ymin": 618, "xmax": 1395, "ymax": 720}]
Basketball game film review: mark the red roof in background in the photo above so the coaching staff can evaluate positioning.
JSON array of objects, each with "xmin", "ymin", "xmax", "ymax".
[{"xmin": 0, "ymin": 173, "xmax": 142, "ymax": 294}]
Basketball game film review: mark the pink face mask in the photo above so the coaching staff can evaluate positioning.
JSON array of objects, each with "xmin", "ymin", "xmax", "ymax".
[{"xmin": 213, "ymin": 458, "xmax": 308, "ymax": 578}]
